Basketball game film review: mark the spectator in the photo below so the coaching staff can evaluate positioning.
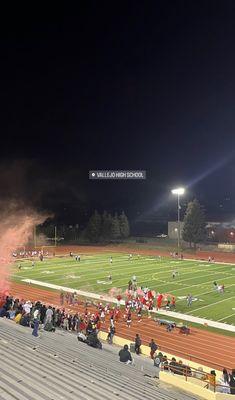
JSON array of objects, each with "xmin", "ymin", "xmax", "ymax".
[
  {"xmin": 222, "ymin": 368, "xmax": 229, "ymax": 385},
  {"xmin": 161, "ymin": 355, "xmax": 169, "ymax": 371},
  {"xmin": 32, "ymin": 309, "xmax": 40, "ymax": 337},
  {"xmin": 79, "ymin": 318, "xmax": 86, "ymax": 333},
  {"xmin": 119, "ymin": 344, "xmax": 133, "ymax": 365},
  {"xmin": 229, "ymin": 369, "xmax": 235, "ymax": 395},
  {"xmin": 44, "ymin": 320, "xmax": 55, "ymax": 332},
  {"xmin": 77, "ymin": 331, "xmax": 87, "ymax": 343},
  {"xmin": 40, "ymin": 304, "xmax": 47, "ymax": 323},
  {"xmin": 23, "ymin": 300, "xmax": 32, "ymax": 315},
  {"xmin": 87, "ymin": 331, "xmax": 102, "ymax": 349},
  {"xmin": 193, "ymin": 366, "xmax": 204, "ymax": 380},
  {"xmin": 182, "ymin": 363, "xmax": 192, "ymax": 377},
  {"xmin": 6, "ymin": 307, "xmax": 16, "ymax": 320},
  {"xmin": 45, "ymin": 306, "xmax": 53, "ymax": 324},
  {"xmin": 20, "ymin": 313, "xmax": 30, "ymax": 327},
  {"xmin": 14, "ymin": 311, "xmax": 22, "ymax": 323},
  {"xmin": 107, "ymin": 325, "xmax": 115, "ymax": 344},
  {"xmin": 153, "ymin": 352, "xmax": 163, "ymax": 368},
  {"xmin": 149, "ymin": 339, "xmax": 158, "ymax": 359},
  {"xmin": 203, "ymin": 370, "xmax": 216, "ymax": 391},
  {"xmin": 134, "ymin": 334, "xmax": 142, "ymax": 355},
  {"xmin": 218, "ymin": 369, "xmax": 230, "ymax": 394},
  {"xmin": 169, "ymin": 357, "xmax": 177, "ymax": 373},
  {"xmin": 209, "ymin": 370, "xmax": 216, "ymax": 391}
]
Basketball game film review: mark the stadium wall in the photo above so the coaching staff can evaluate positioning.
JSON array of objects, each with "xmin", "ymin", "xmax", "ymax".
[{"xmin": 159, "ymin": 371, "xmax": 234, "ymax": 400}]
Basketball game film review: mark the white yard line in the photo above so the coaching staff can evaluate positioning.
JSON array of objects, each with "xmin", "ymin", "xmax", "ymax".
[
  {"xmin": 217, "ymin": 313, "xmax": 235, "ymax": 322},
  {"xmin": 176, "ymin": 284, "xmax": 235, "ymax": 301},
  {"xmin": 186, "ymin": 296, "xmax": 235, "ymax": 314},
  {"xmin": 169, "ymin": 270, "xmax": 233, "ymax": 284}
]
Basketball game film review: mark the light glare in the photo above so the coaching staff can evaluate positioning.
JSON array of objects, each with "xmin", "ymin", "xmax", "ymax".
[{"xmin": 171, "ymin": 187, "xmax": 185, "ymax": 195}]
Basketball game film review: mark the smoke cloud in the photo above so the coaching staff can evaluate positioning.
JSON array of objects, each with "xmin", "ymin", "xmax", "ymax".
[{"xmin": 0, "ymin": 201, "xmax": 48, "ymax": 294}]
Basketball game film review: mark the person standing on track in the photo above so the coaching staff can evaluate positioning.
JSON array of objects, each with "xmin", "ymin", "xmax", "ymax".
[
  {"xmin": 126, "ymin": 310, "xmax": 132, "ymax": 328},
  {"xmin": 137, "ymin": 306, "xmax": 142, "ymax": 322}
]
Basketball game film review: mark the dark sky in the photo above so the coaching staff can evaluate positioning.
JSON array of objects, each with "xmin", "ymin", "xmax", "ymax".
[{"xmin": 1, "ymin": 1, "xmax": 235, "ymax": 226}]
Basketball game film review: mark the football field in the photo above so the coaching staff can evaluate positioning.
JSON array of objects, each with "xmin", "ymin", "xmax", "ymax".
[{"xmin": 11, "ymin": 253, "xmax": 235, "ymax": 325}]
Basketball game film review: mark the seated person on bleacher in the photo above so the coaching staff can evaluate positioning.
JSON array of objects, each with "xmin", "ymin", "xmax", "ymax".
[
  {"xmin": 119, "ymin": 344, "xmax": 133, "ymax": 365},
  {"xmin": 169, "ymin": 357, "xmax": 178, "ymax": 372}
]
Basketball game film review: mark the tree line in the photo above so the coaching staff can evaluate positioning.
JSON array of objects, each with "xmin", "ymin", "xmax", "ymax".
[
  {"xmin": 85, "ymin": 210, "xmax": 130, "ymax": 243},
  {"xmin": 36, "ymin": 199, "xmax": 207, "ymax": 248}
]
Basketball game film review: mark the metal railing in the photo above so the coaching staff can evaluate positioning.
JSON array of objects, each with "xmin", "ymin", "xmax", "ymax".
[
  {"xmin": 157, "ymin": 343, "xmax": 227, "ymax": 371},
  {"xmin": 159, "ymin": 357, "xmax": 232, "ymax": 393}
]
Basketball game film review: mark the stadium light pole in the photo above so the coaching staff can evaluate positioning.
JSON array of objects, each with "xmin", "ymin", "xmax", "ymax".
[
  {"xmin": 171, "ymin": 187, "xmax": 185, "ymax": 253},
  {"xmin": 54, "ymin": 226, "xmax": 57, "ymax": 247}
]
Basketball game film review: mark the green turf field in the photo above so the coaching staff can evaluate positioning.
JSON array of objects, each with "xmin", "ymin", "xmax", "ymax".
[{"xmin": 11, "ymin": 253, "xmax": 235, "ymax": 325}]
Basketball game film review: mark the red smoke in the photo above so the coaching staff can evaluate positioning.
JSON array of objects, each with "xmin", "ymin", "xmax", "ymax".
[{"xmin": 0, "ymin": 206, "xmax": 47, "ymax": 294}]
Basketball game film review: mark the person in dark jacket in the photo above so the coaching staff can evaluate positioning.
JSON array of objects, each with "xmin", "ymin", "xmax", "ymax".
[
  {"xmin": 107, "ymin": 325, "xmax": 115, "ymax": 344},
  {"xmin": 20, "ymin": 313, "xmax": 30, "ymax": 327},
  {"xmin": 135, "ymin": 334, "xmax": 141, "ymax": 355},
  {"xmin": 229, "ymin": 370, "xmax": 235, "ymax": 395},
  {"xmin": 119, "ymin": 345, "xmax": 133, "ymax": 364},
  {"xmin": 87, "ymin": 331, "xmax": 102, "ymax": 349},
  {"xmin": 169, "ymin": 357, "xmax": 178, "ymax": 373},
  {"xmin": 149, "ymin": 339, "xmax": 158, "ymax": 359},
  {"xmin": 222, "ymin": 368, "xmax": 229, "ymax": 385}
]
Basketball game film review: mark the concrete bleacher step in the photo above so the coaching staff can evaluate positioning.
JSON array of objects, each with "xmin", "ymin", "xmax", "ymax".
[
  {"xmin": 0, "ymin": 326, "xmax": 157, "ymax": 390},
  {"xmin": 0, "ymin": 319, "xmax": 201, "ymax": 400},
  {"xmin": 0, "ymin": 332, "xmax": 151, "ymax": 388},
  {"xmin": 0, "ymin": 343, "xmax": 158, "ymax": 400},
  {"xmin": 0, "ymin": 341, "xmax": 157, "ymax": 400},
  {"xmin": 1, "ymin": 346, "xmax": 141, "ymax": 400}
]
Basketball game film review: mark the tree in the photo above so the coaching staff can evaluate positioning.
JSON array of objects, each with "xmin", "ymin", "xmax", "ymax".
[
  {"xmin": 101, "ymin": 211, "xmax": 113, "ymax": 240},
  {"xmin": 110, "ymin": 213, "xmax": 121, "ymax": 240},
  {"xmin": 119, "ymin": 211, "xmax": 130, "ymax": 239},
  {"xmin": 182, "ymin": 199, "xmax": 206, "ymax": 248},
  {"xmin": 86, "ymin": 210, "xmax": 102, "ymax": 242}
]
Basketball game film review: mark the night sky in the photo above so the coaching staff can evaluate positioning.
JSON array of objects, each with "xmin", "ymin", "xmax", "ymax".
[{"xmin": 1, "ymin": 2, "xmax": 235, "ymax": 230}]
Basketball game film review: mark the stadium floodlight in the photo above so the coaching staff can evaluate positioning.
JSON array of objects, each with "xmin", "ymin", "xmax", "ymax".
[
  {"xmin": 171, "ymin": 187, "xmax": 185, "ymax": 253},
  {"xmin": 171, "ymin": 187, "xmax": 185, "ymax": 195}
]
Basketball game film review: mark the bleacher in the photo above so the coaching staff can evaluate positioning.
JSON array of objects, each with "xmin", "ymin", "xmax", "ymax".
[{"xmin": 0, "ymin": 318, "xmax": 201, "ymax": 400}]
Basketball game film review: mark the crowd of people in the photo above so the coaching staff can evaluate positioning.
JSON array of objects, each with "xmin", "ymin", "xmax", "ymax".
[
  {"xmin": 0, "ymin": 293, "xmax": 234, "ymax": 394},
  {"xmin": 0, "ymin": 294, "xmax": 122, "ymax": 348},
  {"xmin": 13, "ymin": 249, "xmax": 49, "ymax": 259}
]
